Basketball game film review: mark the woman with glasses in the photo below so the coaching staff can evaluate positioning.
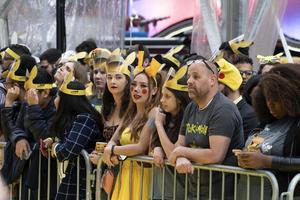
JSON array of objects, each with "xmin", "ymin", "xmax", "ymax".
[{"xmin": 102, "ymin": 53, "xmax": 163, "ymax": 200}]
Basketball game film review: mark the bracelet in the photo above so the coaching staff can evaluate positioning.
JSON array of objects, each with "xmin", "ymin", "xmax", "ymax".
[{"xmin": 111, "ymin": 145, "xmax": 116, "ymax": 155}]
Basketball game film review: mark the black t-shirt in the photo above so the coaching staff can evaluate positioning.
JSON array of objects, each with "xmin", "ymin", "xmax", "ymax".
[{"xmin": 180, "ymin": 92, "xmax": 244, "ymax": 165}]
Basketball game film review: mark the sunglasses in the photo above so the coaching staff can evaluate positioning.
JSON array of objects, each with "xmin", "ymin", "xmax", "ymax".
[{"xmin": 186, "ymin": 59, "xmax": 216, "ymax": 74}]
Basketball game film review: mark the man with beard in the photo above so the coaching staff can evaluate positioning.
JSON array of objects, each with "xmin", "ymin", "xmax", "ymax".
[
  {"xmin": 217, "ymin": 58, "xmax": 258, "ymax": 141},
  {"xmin": 168, "ymin": 55, "xmax": 244, "ymax": 199}
]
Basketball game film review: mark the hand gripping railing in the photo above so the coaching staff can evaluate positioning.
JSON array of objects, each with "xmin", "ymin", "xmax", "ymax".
[{"xmin": 94, "ymin": 155, "xmax": 280, "ymax": 200}]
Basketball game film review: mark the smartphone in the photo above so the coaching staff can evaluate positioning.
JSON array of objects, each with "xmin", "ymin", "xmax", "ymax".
[
  {"xmin": 232, "ymin": 149, "xmax": 242, "ymax": 156},
  {"xmin": 96, "ymin": 142, "xmax": 107, "ymax": 153}
]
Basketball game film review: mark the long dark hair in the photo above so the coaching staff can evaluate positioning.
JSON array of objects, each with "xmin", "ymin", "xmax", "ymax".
[
  {"xmin": 50, "ymin": 81, "xmax": 103, "ymax": 136},
  {"xmin": 151, "ymin": 75, "xmax": 190, "ymax": 148},
  {"xmin": 102, "ymin": 75, "xmax": 131, "ymax": 121},
  {"xmin": 252, "ymin": 64, "xmax": 300, "ymax": 124}
]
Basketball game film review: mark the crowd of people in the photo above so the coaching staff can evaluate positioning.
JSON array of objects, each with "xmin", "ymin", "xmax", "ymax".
[{"xmin": 0, "ymin": 38, "xmax": 299, "ymax": 200}]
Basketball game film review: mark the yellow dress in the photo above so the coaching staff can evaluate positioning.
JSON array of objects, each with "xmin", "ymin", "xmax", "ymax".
[{"xmin": 111, "ymin": 128, "xmax": 152, "ymax": 200}]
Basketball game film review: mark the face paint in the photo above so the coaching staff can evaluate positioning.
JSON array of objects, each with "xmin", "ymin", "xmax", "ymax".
[{"xmin": 142, "ymin": 88, "xmax": 148, "ymax": 94}]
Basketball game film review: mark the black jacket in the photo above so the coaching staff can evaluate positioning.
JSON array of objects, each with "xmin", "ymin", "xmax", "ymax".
[
  {"xmin": 236, "ymin": 98, "xmax": 258, "ymax": 141},
  {"xmin": 0, "ymin": 98, "xmax": 56, "ymax": 192},
  {"xmin": 271, "ymin": 118, "xmax": 300, "ymax": 194}
]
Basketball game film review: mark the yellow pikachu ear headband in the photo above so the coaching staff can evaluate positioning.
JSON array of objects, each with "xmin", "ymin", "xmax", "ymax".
[
  {"xmin": 59, "ymin": 71, "xmax": 86, "ymax": 96},
  {"xmin": 257, "ymin": 53, "xmax": 283, "ymax": 65},
  {"xmin": 7, "ymin": 55, "xmax": 36, "ymax": 82},
  {"xmin": 5, "ymin": 48, "xmax": 20, "ymax": 60},
  {"xmin": 229, "ymin": 40, "xmax": 253, "ymax": 56},
  {"xmin": 105, "ymin": 49, "xmax": 136, "ymax": 77},
  {"xmin": 89, "ymin": 48, "xmax": 111, "ymax": 70},
  {"xmin": 162, "ymin": 45, "xmax": 184, "ymax": 69},
  {"xmin": 133, "ymin": 52, "xmax": 164, "ymax": 86},
  {"xmin": 24, "ymin": 66, "xmax": 54, "ymax": 90},
  {"xmin": 67, "ymin": 52, "xmax": 88, "ymax": 62},
  {"xmin": 165, "ymin": 65, "xmax": 188, "ymax": 92}
]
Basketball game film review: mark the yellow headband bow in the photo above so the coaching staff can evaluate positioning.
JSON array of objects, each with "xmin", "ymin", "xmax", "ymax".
[
  {"xmin": 165, "ymin": 65, "xmax": 188, "ymax": 92},
  {"xmin": 229, "ymin": 40, "xmax": 253, "ymax": 55},
  {"xmin": 5, "ymin": 48, "xmax": 20, "ymax": 60},
  {"xmin": 59, "ymin": 71, "xmax": 86, "ymax": 96},
  {"xmin": 257, "ymin": 53, "xmax": 283, "ymax": 65},
  {"xmin": 133, "ymin": 51, "xmax": 163, "ymax": 79},
  {"xmin": 163, "ymin": 45, "xmax": 184, "ymax": 68},
  {"xmin": 7, "ymin": 59, "xmax": 27, "ymax": 82},
  {"xmin": 24, "ymin": 66, "xmax": 54, "ymax": 90}
]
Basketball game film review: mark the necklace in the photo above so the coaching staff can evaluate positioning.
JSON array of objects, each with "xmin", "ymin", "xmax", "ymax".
[{"xmin": 199, "ymin": 97, "xmax": 214, "ymax": 110}]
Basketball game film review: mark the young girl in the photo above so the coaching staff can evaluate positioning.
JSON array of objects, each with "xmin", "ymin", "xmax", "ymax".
[
  {"xmin": 102, "ymin": 52, "xmax": 163, "ymax": 200},
  {"xmin": 47, "ymin": 72, "xmax": 103, "ymax": 199},
  {"xmin": 152, "ymin": 66, "xmax": 190, "ymax": 200}
]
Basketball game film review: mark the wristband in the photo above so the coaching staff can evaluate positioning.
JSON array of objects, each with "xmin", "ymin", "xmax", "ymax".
[{"xmin": 111, "ymin": 145, "xmax": 116, "ymax": 155}]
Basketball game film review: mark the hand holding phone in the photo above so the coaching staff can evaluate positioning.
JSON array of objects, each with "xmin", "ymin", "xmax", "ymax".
[{"xmin": 232, "ymin": 149, "xmax": 242, "ymax": 156}]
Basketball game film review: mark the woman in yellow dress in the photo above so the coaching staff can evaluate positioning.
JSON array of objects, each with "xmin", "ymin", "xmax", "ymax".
[{"xmin": 102, "ymin": 52, "xmax": 163, "ymax": 200}]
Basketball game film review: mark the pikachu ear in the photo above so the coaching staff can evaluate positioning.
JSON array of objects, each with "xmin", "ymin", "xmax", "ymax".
[
  {"xmin": 257, "ymin": 52, "xmax": 283, "ymax": 64},
  {"xmin": 165, "ymin": 45, "xmax": 184, "ymax": 57},
  {"xmin": 112, "ymin": 48, "xmax": 121, "ymax": 55},
  {"xmin": 164, "ymin": 65, "xmax": 188, "ymax": 92},
  {"xmin": 118, "ymin": 52, "xmax": 136, "ymax": 77},
  {"xmin": 173, "ymin": 65, "xmax": 187, "ymax": 81},
  {"xmin": 133, "ymin": 51, "xmax": 145, "ymax": 76},
  {"xmin": 238, "ymin": 41, "xmax": 254, "ymax": 48},
  {"xmin": 145, "ymin": 55, "xmax": 163, "ymax": 78},
  {"xmin": 24, "ymin": 65, "xmax": 38, "ymax": 90},
  {"xmin": 163, "ymin": 45, "xmax": 184, "ymax": 68},
  {"xmin": 230, "ymin": 40, "xmax": 253, "ymax": 55},
  {"xmin": 124, "ymin": 52, "xmax": 136, "ymax": 66}
]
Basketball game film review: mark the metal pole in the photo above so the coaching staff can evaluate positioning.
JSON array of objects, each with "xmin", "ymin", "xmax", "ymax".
[{"xmin": 56, "ymin": 0, "xmax": 66, "ymax": 52}]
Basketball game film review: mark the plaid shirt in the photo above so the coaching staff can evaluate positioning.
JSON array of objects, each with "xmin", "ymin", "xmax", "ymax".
[{"xmin": 55, "ymin": 113, "xmax": 102, "ymax": 200}]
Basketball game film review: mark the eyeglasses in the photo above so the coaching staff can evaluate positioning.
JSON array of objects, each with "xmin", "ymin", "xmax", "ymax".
[
  {"xmin": 186, "ymin": 59, "xmax": 216, "ymax": 74},
  {"xmin": 239, "ymin": 70, "xmax": 256, "ymax": 77}
]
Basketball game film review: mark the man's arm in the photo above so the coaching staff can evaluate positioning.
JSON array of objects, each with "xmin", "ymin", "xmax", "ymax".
[{"xmin": 171, "ymin": 135, "xmax": 231, "ymax": 164}]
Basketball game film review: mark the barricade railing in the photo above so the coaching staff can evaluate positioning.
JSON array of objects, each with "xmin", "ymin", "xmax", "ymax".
[
  {"xmin": 95, "ymin": 155, "xmax": 280, "ymax": 200},
  {"xmin": 0, "ymin": 142, "xmax": 93, "ymax": 200},
  {"xmin": 280, "ymin": 173, "xmax": 300, "ymax": 200},
  {"xmin": 2, "ymin": 140, "xmax": 297, "ymax": 200}
]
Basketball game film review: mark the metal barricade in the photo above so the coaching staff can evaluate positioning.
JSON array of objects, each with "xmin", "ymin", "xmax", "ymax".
[
  {"xmin": 0, "ymin": 140, "xmax": 93, "ymax": 200},
  {"xmin": 280, "ymin": 173, "xmax": 300, "ymax": 200},
  {"xmin": 95, "ymin": 155, "xmax": 280, "ymax": 200}
]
